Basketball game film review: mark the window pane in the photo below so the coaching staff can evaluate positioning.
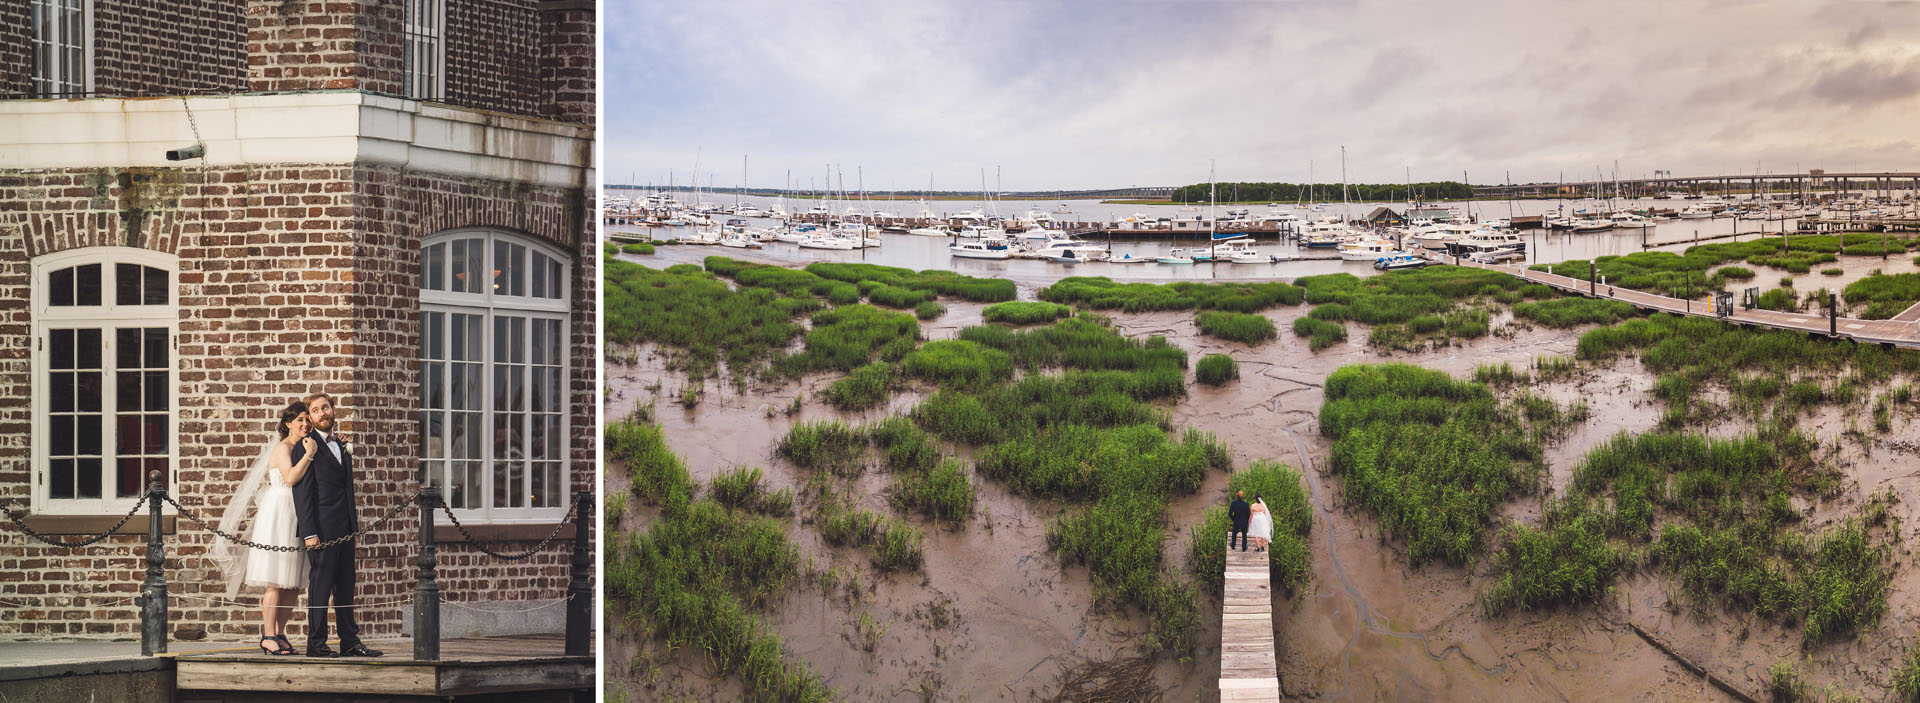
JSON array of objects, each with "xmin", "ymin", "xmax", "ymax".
[
  {"xmin": 51, "ymin": 372, "xmax": 74, "ymax": 413},
  {"xmin": 116, "ymin": 263, "xmax": 140, "ymax": 306},
  {"xmin": 118, "ymin": 459, "xmax": 143, "ymax": 498},
  {"xmin": 76, "ymin": 371, "xmax": 101, "ymax": 412},
  {"xmin": 145, "ymin": 371, "xmax": 167, "ymax": 411},
  {"xmin": 116, "ymin": 377, "xmax": 140, "ymax": 415},
  {"xmin": 451, "ymin": 239, "xmax": 469, "ymax": 293},
  {"xmin": 51, "ymin": 415, "xmax": 74, "ymax": 455},
  {"xmin": 50, "ymin": 459, "xmax": 74, "ymax": 499},
  {"xmin": 144, "ymin": 415, "xmax": 167, "ymax": 454},
  {"xmin": 51, "ymin": 328, "xmax": 74, "ymax": 370},
  {"xmin": 144, "ymin": 266, "xmax": 168, "ymax": 305},
  {"xmin": 51, "ymin": 267, "xmax": 73, "ymax": 306},
  {"xmin": 531, "ymin": 253, "xmax": 546, "ymax": 298},
  {"xmin": 423, "ymin": 410, "xmax": 442, "ymax": 459},
  {"xmin": 510, "ymin": 317, "xmax": 525, "ymax": 363},
  {"xmin": 76, "ymin": 264, "xmax": 101, "ymax": 306},
  {"xmin": 425, "ymin": 243, "xmax": 444, "ymax": 292},
  {"xmin": 549, "ymin": 260, "xmax": 563, "ymax": 299},
  {"xmin": 77, "ymin": 415, "xmax": 101, "ymax": 455},
  {"xmin": 116, "ymin": 327, "xmax": 140, "ymax": 369},
  {"xmin": 77, "ymin": 328, "xmax": 101, "ymax": 369},
  {"xmin": 510, "ymin": 244, "xmax": 525, "ymax": 297},
  {"xmin": 145, "ymin": 328, "xmax": 167, "ymax": 367},
  {"xmin": 493, "ymin": 241, "xmax": 509, "ymax": 294},
  {"xmin": 76, "ymin": 458, "xmax": 102, "ymax": 499}
]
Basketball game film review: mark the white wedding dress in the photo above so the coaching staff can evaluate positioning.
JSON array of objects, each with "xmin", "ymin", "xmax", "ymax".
[
  {"xmin": 1249, "ymin": 500, "xmax": 1274, "ymax": 542},
  {"xmin": 243, "ymin": 463, "xmax": 308, "ymax": 589}
]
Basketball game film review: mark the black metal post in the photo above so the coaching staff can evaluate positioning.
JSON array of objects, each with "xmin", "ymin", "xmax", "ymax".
[
  {"xmin": 565, "ymin": 490, "xmax": 593, "ymax": 657},
  {"xmin": 1829, "ymin": 293, "xmax": 1838, "ymax": 337},
  {"xmin": 1589, "ymin": 262, "xmax": 1596, "ymax": 296},
  {"xmin": 140, "ymin": 470, "xmax": 167, "ymax": 656},
  {"xmin": 414, "ymin": 485, "xmax": 441, "ymax": 661}
]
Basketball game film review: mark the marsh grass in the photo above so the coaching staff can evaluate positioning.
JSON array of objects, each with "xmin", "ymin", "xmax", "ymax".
[
  {"xmin": 1512, "ymin": 297, "xmax": 1638, "ymax": 328},
  {"xmin": 1842, "ymin": 273, "xmax": 1920, "ymax": 319},
  {"xmin": 710, "ymin": 466, "xmax": 796, "ymax": 517},
  {"xmin": 605, "ymin": 258, "xmax": 814, "ymax": 379},
  {"xmin": 1320, "ymin": 363, "xmax": 1543, "ymax": 566},
  {"xmin": 779, "ymin": 421, "xmax": 869, "ymax": 476},
  {"xmin": 1290, "ymin": 316, "xmax": 1347, "ymax": 351},
  {"xmin": 605, "ymin": 421, "xmax": 831, "ymax": 702},
  {"xmin": 1756, "ymin": 288, "xmax": 1800, "ymax": 312},
  {"xmin": 1039, "ymin": 276, "xmax": 1304, "ymax": 312},
  {"xmin": 621, "ymin": 242, "xmax": 655, "ymax": 255},
  {"xmin": 780, "ymin": 304, "xmax": 921, "ymax": 375},
  {"xmin": 607, "ymin": 422, "xmax": 693, "ymax": 510},
  {"xmin": 1195, "ymin": 311, "xmax": 1277, "ymax": 344},
  {"xmin": 983, "ymin": 301, "xmax": 1074, "ymax": 325},
  {"xmin": 825, "ymin": 362, "xmax": 898, "ymax": 411},
  {"xmin": 1195, "ymin": 354, "xmax": 1239, "ymax": 385},
  {"xmin": 900, "ymin": 339, "xmax": 1015, "ymax": 390},
  {"xmin": 914, "ymin": 300, "xmax": 945, "ymax": 320},
  {"xmin": 805, "ymin": 262, "xmax": 1015, "ymax": 302},
  {"xmin": 959, "ymin": 314, "xmax": 1187, "ymax": 377},
  {"xmin": 1473, "ymin": 362, "xmax": 1528, "ymax": 386},
  {"xmin": 1896, "ymin": 644, "xmax": 1920, "ymax": 703},
  {"xmin": 890, "ymin": 458, "xmax": 977, "ymax": 527},
  {"xmin": 816, "ymin": 496, "xmax": 925, "ymax": 572}
]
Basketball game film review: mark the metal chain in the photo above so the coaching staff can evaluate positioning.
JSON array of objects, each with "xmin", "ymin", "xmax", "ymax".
[
  {"xmin": 437, "ymin": 498, "xmax": 577, "ymax": 561},
  {"xmin": 163, "ymin": 493, "xmax": 419, "ymax": 552},
  {"xmin": 0, "ymin": 496, "xmax": 150, "ymax": 548}
]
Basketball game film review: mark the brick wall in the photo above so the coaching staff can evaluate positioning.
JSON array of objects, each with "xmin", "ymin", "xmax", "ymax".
[
  {"xmin": 446, "ymin": 0, "xmax": 540, "ymax": 117},
  {"xmin": 93, "ymin": 0, "xmax": 248, "ymax": 96},
  {"xmin": 538, "ymin": 0, "xmax": 596, "ymax": 127},
  {"xmin": 245, "ymin": 0, "xmax": 404, "ymax": 95},
  {"xmin": 0, "ymin": 4, "xmax": 28, "ymax": 98},
  {"xmin": 0, "ymin": 163, "xmax": 594, "ymax": 638}
]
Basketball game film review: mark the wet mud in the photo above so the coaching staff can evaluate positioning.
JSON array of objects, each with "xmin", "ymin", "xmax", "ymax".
[{"xmin": 608, "ymin": 288, "xmax": 1920, "ymax": 702}]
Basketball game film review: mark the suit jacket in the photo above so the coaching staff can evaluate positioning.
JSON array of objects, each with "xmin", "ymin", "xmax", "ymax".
[
  {"xmin": 293, "ymin": 430, "xmax": 360, "ymax": 542},
  {"xmin": 1229, "ymin": 499, "xmax": 1251, "ymax": 529}
]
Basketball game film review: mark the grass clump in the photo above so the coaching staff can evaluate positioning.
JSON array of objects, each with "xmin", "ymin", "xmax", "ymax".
[
  {"xmin": 1195, "ymin": 354, "xmax": 1238, "ymax": 386},
  {"xmin": 864, "ymin": 282, "xmax": 937, "ymax": 308},
  {"xmin": 780, "ymin": 304, "xmax": 921, "ymax": 375},
  {"xmin": 900, "ymin": 340, "xmax": 1014, "ymax": 390},
  {"xmin": 604, "ymin": 258, "xmax": 814, "ymax": 379},
  {"xmin": 825, "ymin": 362, "xmax": 897, "ymax": 411},
  {"xmin": 1320, "ymin": 363, "xmax": 1542, "ymax": 566},
  {"xmin": 982, "ymin": 301, "xmax": 1073, "ymax": 325},
  {"xmin": 914, "ymin": 300, "xmax": 945, "ymax": 320},
  {"xmin": 1293, "ymin": 267, "xmax": 1521, "ymax": 348},
  {"xmin": 1896, "ymin": 643, "xmax": 1920, "ymax": 703},
  {"xmin": 1513, "ymin": 297, "xmax": 1637, "ymax": 328},
  {"xmin": 778, "ymin": 421, "xmax": 868, "ymax": 476},
  {"xmin": 1756, "ymin": 287, "xmax": 1799, "ymax": 312},
  {"xmin": 605, "ymin": 422, "xmax": 832, "ymax": 702},
  {"xmin": 805, "ymin": 262, "xmax": 1015, "ymax": 302},
  {"xmin": 709, "ymin": 466, "xmax": 795, "ymax": 517},
  {"xmin": 1290, "ymin": 316, "xmax": 1347, "ymax": 351},
  {"xmin": 816, "ymin": 497, "xmax": 925, "ymax": 572},
  {"xmin": 889, "ymin": 458, "xmax": 976, "ymax": 527},
  {"xmin": 1038, "ymin": 276, "xmax": 1303, "ymax": 312},
  {"xmin": 607, "ymin": 422, "xmax": 693, "ymax": 511},
  {"xmin": 1842, "ymin": 272, "xmax": 1920, "ymax": 319},
  {"xmin": 1195, "ymin": 311, "xmax": 1277, "ymax": 344},
  {"xmin": 1473, "ymin": 362, "xmax": 1528, "ymax": 386},
  {"xmin": 1186, "ymin": 461, "xmax": 1314, "ymax": 596},
  {"xmin": 959, "ymin": 314, "xmax": 1186, "ymax": 377},
  {"xmin": 620, "ymin": 242, "xmax": 655, "ymax": 255}
]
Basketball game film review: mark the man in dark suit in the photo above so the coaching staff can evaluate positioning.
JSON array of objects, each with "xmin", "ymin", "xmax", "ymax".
[
  {"xmin": 1229, "ymin": 490, "xmax": 1252, "ymax": 552},
  {"xmin": 292, "ymin": 392, "xmax": 382, "ymax": 658}
]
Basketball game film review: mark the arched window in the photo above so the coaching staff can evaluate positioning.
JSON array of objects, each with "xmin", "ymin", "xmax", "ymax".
[
  {"xmin": 31, "ymin": 247, "xmax": 176, "ymax": 515},
  {"xmin": 419, "ymin": 229, "xmax": 570, "ymax": 523}
]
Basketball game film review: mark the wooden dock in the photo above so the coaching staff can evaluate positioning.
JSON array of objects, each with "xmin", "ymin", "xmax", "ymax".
[
  {"xmin": 1219, "ymin": 540, "xmax": 1280, "ymax": 702},
  {"xmin": 1438, "ymin": 255, "xmax": 1920, "ymax": 349},
  {"xmin": 174, "ymin": 633, "xmax": 592, "ymax": 702}
]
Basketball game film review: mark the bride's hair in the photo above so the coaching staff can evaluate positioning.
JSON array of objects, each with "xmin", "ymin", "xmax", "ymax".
[{"xmin": 277, "ymin": 402, "xmax": 309, "ymax": 439}]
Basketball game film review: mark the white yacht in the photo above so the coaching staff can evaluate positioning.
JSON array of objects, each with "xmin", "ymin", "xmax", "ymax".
[
  {"xmin": 719, "ymin": 231, "xmax": 762, "ymax": 249},
  {"xmin": 1215, "ymin": 238, "xmax": 1270, "ymax": 264},
  {"xmin": 1608, "ymin": 212, "xmax": 1654, "ymax": 230},
  {"xmin": 907, "ymin": 223, "xmax": 952, "ymax": 236},
  {"xmin": 736, "ymin": 205, "xmax": 768, "ymax": 218},
  {"xmin": 798, "ymin": 233, "xmax": 858, "ymax": 250},
  {"xmin": 1339, "ymin": 238, "xmax": 1402, "ymax": 261},
  {"xmin": 950, "ymin": 240, "xmax": 1011, "ymax": 260},
  {"xmin": 1446, "ymin": 229, "xmax": 1526, "ymax": 256},
  {"xmin": 1676, "ymin": 204, "xmax": 1713, "ymax": 219}
]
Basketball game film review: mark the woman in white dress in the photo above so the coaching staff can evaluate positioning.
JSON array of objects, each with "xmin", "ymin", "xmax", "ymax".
[
  {"xmin": 245, "ymin": 402, "xmax": 317, "ymax": 655},
  {"xmin": 1248, "ymin": 494, "xmax": 1274, "ymax": 552}
]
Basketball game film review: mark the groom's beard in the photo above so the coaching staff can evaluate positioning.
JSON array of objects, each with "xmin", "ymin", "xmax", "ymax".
[{"xmin": 313, "ymin": 416, "xmax": 334, "ymax": 432}]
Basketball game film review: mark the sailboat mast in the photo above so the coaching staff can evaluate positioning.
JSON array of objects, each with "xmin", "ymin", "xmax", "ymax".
[
  {"xmin": 1209, "ymin": 160, "xmax": 1217, "ymax": 260},
  {"xmin": 1340, "ymin": 146, "xmax": 1350, "ymax": 223}
]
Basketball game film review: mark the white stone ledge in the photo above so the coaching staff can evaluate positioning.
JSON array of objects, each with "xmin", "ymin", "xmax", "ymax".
[{"xmin": 0, "ymin": 92, "xmax": 592, "ymax": 189}]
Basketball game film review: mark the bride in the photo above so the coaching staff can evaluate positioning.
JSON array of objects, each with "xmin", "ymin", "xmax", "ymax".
[
  {"xmin": 212, "ymin": 401, "xmax": 315, "ymax": 655},
  {"xmin": 1248, "ymin": 494, "xmax": 1273, "ymax": 553}
]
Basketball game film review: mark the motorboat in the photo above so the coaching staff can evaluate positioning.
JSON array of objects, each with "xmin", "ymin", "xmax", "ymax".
[
  {"xmin": 719, "ymin": 231, "xmax": 762, "ymax": 249},
  {"xmin": 950, "ymin": 240, "xmax": 1011, "ymax": 260},
  {"xmin": 1676, "ymin": 204, "xmax": 1713, "ymax": 219},
  {"xmin": 1030, "ymin": 235, "xmax": 1109, "ymax": 262},
  {"xmin": 1607, "ymin": 212, "xmax": 1653, "ymax": 230},
  {"xmin": 1108, "ymin": 251, "xmax": 1153, "ymax": 264},
  {"xmin": 1339, "ymin": 238, "xmax": 1402, "ymax": 261},
  {"xmin": 736, "ymin": 205, "xmax": 768, "ymax": 218},
  {"xmin": 797, "ymin": 233, "xmax": 857, "ymax": 250},
  {"xmin": 1373, "ymin": 253, "xmax": 1429, "ymax": 271},
  {"xmin": 907, "ymin": 224, "xmax": 952, "ymax": 236},
  {"xmin": 1568, "ymin": 217, "xmax": 1613, "ymax": 233},
  {"xmin": 1446, "ymin": 229, "xmax": 1527, "ymax": 256},
  {"xmin": 1299, "ymin": 218, "xmax": 1351, "ymax": 247},
  {"xmin": 1214, "ymin": 238, "xmax": 1270, "ymax": 264}
]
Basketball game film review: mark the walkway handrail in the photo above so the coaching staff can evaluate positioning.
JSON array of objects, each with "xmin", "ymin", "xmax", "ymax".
[{"xmin": 0, "ymin": 475, "xmax": 593, "ymax": 661}]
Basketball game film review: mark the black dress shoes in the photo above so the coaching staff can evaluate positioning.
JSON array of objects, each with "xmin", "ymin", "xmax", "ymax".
[
  {"xmin": 306, "ymin": 644, "xmax": 338, "ymax": 657},
  {"xmin": 339, "ymin": 643, "xmax": 384, "ymax": 657}
]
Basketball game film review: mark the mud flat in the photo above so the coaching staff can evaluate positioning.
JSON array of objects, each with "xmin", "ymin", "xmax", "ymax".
[{"xmin": 607, "ymin": 275, "xmax": 1920, "ymax": 702}]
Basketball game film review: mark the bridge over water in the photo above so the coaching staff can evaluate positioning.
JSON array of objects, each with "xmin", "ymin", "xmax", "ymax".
[{"xmin": 1473, "ymin": 171, "xmax": 1920, "ymax": 200}]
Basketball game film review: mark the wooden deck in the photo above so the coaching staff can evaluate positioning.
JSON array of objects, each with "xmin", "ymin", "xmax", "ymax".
[
  {"xmin": 1438, "ymin": 255, "xmax": 1920, "ymax": 349},
  {"xmin": 174, "ymin": 633, "xmax": 591, "ymax": 701},
  {"xmin": 1219, "ymin": 540, "xmax": 1280, "ymax": 702}
]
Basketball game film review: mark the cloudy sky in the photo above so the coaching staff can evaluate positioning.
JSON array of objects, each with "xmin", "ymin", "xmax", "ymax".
[{"xmin": 605, "ymin": 0, "xmax": 1920, "ymax": 191}]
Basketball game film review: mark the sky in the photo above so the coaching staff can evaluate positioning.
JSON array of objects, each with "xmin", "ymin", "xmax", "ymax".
[{"xmin": 605, "ymin": 0, "xmax": 1920, "ymax": 191}]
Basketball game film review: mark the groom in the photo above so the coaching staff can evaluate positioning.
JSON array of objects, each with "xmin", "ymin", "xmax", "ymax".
[{"xmin": 292, "ymin": 392, "xmax": 382, "ymax": 658}]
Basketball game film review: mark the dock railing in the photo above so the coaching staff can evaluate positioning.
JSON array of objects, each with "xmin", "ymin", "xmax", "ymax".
[{"xmin": 3, "ymin": 472, "xmax": 594, "ymax": 660}]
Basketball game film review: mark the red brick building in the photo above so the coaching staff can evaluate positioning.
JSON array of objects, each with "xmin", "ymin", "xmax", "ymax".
[{"xmin": 0, "ymin": 0, "xmax": 596, "ymax": 642}]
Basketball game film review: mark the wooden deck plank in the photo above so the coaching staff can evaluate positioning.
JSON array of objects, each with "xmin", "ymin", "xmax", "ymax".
[
  {"xmin": 1217, "ymin": 539, "xmax": 1280, "ymax": 703},
  {"xmin": 175, "ymin": 635, "xmax": 592, "ymax": 697}
]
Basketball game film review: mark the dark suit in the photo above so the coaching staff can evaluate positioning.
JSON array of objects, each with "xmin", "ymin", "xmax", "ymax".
[
  {"xmin": 1229, "ymin": 498, "xmax": 1251, "ymax": 551},
  {"xmin": 292, "ymin": 430, "xmax": 362, "ymax": 650}
]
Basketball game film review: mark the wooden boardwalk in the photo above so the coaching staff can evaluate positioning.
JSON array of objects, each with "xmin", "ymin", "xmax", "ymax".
[
  {"xmin": 1219, "ymin": 540, "xmax": 1280, "ymax": 702},
  {"xmin": 174, "ymin": 633, "xmax": 592, "ymax": 701},
  {"xmin": 1436, "ymin": 255, "xmax": 1920, "ymax": 349}
]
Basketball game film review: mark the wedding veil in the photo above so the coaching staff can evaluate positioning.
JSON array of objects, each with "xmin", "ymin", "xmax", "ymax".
[{"xmin": 209, "ymin": 439, "xmax": 279, "ymax": 598}]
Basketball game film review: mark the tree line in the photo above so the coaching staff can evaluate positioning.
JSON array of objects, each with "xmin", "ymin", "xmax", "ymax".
[{"xmin": 1169, "ymin": 181, "xmax": 1476, "ymax": 203}]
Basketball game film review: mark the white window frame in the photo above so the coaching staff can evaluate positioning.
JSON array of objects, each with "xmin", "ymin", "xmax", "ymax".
[
  {"xmin": 30, "ymin": 247, "xmax": 176, "ymax": 516},
  {"xmin": 29, "ymin": 0, "xmax": 94, "ymax": 98},
  {"xmin": 402, "ymin": 0, "xmax": 447, "ymax": 101},
  {"xmin": 420, "ymin": 229, "xmax": 571, "ymax": 525}
]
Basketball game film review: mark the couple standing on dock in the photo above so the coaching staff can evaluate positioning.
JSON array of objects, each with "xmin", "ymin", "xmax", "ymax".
[
  {"xmin": 1228, "ymin": 490, "xmax": 1274, "ymax": 552},
  {"xmin": 210, "ymin": 393, "xmax": 382, "ymax": 658}
]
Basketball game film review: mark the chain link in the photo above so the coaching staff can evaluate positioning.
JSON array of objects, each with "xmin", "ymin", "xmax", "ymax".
[
  {"xmin": 0, "ymin": 495, "xmax": 150, "ymax": 548},
  {"xmin": 163, "ymin": 493, "xmax": 419, "ymax": 552},
  {"xmin": 437, "ymin": 498, "xmax": 577, "ymax": 561}
]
